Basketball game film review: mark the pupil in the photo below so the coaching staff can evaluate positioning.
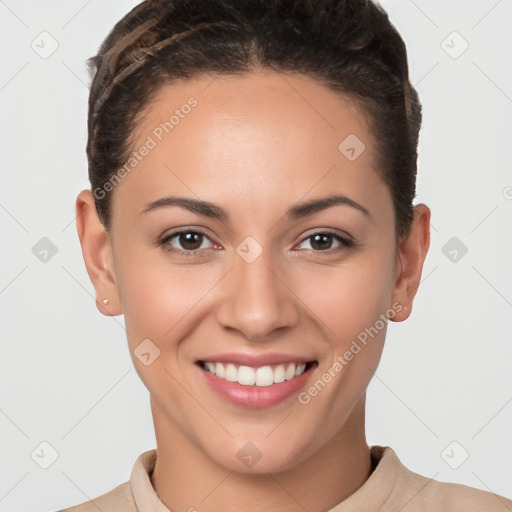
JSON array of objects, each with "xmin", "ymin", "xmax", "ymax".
[
  {"xmin": 180, "ymin": 232, "xmax": 202, "ymax": 250},
  {"xmin": 311, "ymin": 234, "xmax": 332, "ymax": 251},
  {"xmin": 177, "ymin": 233, "xmax": 334, "ymax": 251}
]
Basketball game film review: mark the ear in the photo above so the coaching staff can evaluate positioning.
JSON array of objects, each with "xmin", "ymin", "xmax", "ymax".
[
  {"xmin": 390, "ymin": 203, "xmax": 431, "ymax": 322},
  {"xmin": 76, "ymin": 190, "xmax": 122, "ymax": 316}
]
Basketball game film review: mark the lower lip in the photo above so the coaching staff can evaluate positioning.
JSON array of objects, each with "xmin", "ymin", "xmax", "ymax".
[{"xmin": 197, "ymin": 363, "xmax": 317, "ymax": 409}]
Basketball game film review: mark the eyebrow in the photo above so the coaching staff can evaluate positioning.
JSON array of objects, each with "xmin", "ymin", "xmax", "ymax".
[{"xmin": 141, "ymin": 194, "xmax": 370, "ymax": 220}]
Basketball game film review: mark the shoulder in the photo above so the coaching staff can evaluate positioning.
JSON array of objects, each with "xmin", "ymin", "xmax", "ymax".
[
  {"xmin": 57, "ymin": 480, "xmax": 135, "ymax": 512},
  {"xmin": 57, "ymin": 449, "xmax": 159, "ymax": 512},
  {"xmin": 411, "ymin": 477, "xmax": 512, "ymax": 511},
  {"xmin": 379, "ymin": 446, "xmax": 512, "ymax": 512}
]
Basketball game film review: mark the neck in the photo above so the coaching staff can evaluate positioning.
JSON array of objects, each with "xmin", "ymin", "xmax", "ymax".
[{"xmin": 150, "ymin": 396, "xmax": 372, "ymax": 512}]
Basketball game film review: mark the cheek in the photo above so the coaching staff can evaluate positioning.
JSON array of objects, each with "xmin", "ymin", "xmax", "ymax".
[
  {"xmin": 113, "ymin": 246, "xmax": 222, "ymax": 350},
  {"xmin": 297, "ymin": 245, "xmax": 397, "ymax": 344},
  {"xmin": 295, "ymin": 249, "xmax": 396, "ymax": 428},
  {"xmin": 115, "ymin": 233, "xmax": 397, "ymax": 347},
  {"xmin": 113, "ymin": 256, "xmax": 215, "ymax": 400}
]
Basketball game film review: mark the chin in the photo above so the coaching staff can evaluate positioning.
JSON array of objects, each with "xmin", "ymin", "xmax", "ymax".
[{"xmin": 205, "ymin": 437, "xmax": 310, "ymax": 475}]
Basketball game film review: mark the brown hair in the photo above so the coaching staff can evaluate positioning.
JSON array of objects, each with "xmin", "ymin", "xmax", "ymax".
[{"xmin": 87, "ymin": 0, "xmax": 422, "ymax": 238}]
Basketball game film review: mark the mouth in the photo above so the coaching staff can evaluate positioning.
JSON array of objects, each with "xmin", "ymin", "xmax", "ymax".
[
  {"xmin": 196, "ymin": 360, "xmax": 318, "ymax": 387},
  {"xmin": 195, "ymin": 352, "xmax": 319, "ymax": 408}
]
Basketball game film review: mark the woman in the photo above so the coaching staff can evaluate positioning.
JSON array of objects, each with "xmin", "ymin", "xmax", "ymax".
[{"xmin": 61, "ymin": 0, "xmax": 512, "ymax": 510}]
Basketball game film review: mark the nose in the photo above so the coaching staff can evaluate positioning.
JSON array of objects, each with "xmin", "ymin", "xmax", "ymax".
[{"xmin": 215, "ymin": 248, "xmax": 300, "ymax": 341}]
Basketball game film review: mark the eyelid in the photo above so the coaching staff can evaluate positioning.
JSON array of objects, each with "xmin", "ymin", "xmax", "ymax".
[
  {"xmin": 160, "ymin": 225, "xmax": 217, "ymax": 242},
  {"xmin": 159, "ymin": 227, "xmax": 356, "ymax": 257},
  {"xmin": 293, "ymin": 229, "xmax": 355, "ymax": 251},
  {"xmin": 295, "ymin": 228, "xmax": 354, "ymax": 245},
  {"xmin": 159, "ymin": 227, "xmax": 220, "ymax": 255}
]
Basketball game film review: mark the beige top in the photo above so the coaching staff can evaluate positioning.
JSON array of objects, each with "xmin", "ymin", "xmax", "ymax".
[{"xmin": 59, "ymin": 445, "xmax": 512, "ymax": 512}]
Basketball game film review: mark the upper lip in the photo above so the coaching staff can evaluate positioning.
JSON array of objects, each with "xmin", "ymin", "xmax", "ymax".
[{"xmin": 197, "ymin": 352, "xmax": 317, "ymax": 367}]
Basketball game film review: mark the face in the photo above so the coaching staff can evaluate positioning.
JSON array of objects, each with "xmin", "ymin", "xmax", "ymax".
[{"xmin": 80, "ymin": 70, "xmax": 429, "ymax": 474}]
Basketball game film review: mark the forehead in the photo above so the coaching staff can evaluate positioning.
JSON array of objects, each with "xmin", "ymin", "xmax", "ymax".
[
  {"xmin": 135, "ymin": 69, "xmax": 374, "ymax": 163},
  {"xmin": 112, "ymin": 70, "xmax": 391, "ymax": 226}
]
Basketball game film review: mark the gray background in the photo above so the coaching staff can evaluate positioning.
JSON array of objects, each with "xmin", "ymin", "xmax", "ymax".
[{"xmin": 1, "ymin": 0, "xmax": 511, "ymax": 510}]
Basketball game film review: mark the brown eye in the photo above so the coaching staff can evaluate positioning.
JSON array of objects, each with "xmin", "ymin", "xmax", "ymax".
[
  {"xmin": 161, "ymin": 230, "xmax": 215, "ymax": 255},
  {"xmin": 178, "ymin": 232, "xmax": 203, "ymax": 250},
  {"xmin": 297, "ymin": 232, "xmax": 353, "ymax": 253},
  {"xmin": 310, "ymin": 234, "xmax": 334, "ymax": 251}
]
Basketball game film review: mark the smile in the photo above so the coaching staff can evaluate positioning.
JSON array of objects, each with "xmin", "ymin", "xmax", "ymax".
[{"xmin": 198, "ymin": 360, "xmax": 317, "ymax": 387}]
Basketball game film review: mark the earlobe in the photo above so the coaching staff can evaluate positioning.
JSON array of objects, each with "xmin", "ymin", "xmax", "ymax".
[
  {"xmin": 75, "ymin": 190, "xmax": 122, "ymax": 316},
  {"xmin": 390, "ymin": 203, "xmax": 431, "ymax": 322}
]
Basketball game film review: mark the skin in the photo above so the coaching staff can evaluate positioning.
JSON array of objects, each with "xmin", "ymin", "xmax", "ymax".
[{"xmin": 76, "ymin": 70, "xmax": 430, "ymax": 512}]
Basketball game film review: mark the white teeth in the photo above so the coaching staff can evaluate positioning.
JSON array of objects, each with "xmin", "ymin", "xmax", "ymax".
[
  {"xmin": 273, "ymin": 364, "xmax": 286, "ymax": 383},
  {"xmin": 224, "ymin": 363, "xmax": 238, "ymax": 382},
  {"xmin": 202, "ymin": 361, "xmax": 310, "ymax": 386},
  {"xmin": 285, "ymin": 363, "xmax": 296, "ymax": 381},
  {"xmin": 238, "ymin": 365, "xmax": 255, "ymax": 385},
  {"xmin": 255, "ymin": 366, "xmax": 274, "ymax": 386},
  {"xmin": 215, "ymin": 362, "xmax": 225, "ymax": 378}
]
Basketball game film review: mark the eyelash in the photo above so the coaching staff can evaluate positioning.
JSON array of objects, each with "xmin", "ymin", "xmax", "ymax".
[{"xmin": 159, "ymin": 229, "xmax": 356, "ymax": 258}]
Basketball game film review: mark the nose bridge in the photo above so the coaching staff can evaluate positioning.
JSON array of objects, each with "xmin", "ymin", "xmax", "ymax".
[{"xmin": 215, "ymin": 241, "xmax": 299, "ymax": 340}]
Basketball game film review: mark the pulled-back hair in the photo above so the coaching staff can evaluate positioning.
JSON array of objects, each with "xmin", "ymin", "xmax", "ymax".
[{"xmin": 87, "ymin": 0, "xmax": 421, "ymax": 238}]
